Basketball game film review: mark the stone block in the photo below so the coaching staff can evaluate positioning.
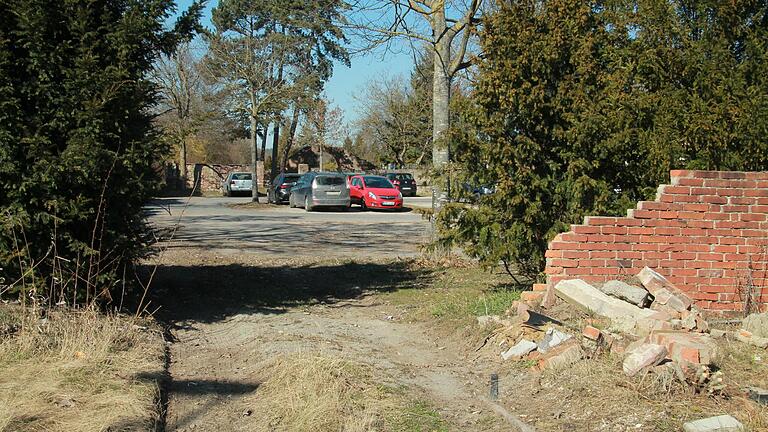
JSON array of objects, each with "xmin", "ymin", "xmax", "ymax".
[
  {"xmin": 743, "ymin": 312, "xmax": 768, "ymax": 338},
  {"xmin": 623, "ymin": 343, "xmax": 668, "ymax": 376},
  {"xmin": 501, "ymin": 339, "xmax": 538, "ymax": 361},
  {"xmin": 554, "ymin": 279, "xmax": 657, "ymax": 332},
  {"xmin": 537, "ymin": 340, "xmax": 583, "ymax": 371},
  {"xmin": 682, "ymin": 415, "xmax": 743, "ymax": 432},
  {"xmin": 537, "ymin": 328, "xmax": 572, "ymax": 353},
  {"xmin": 736, "ymin": 329, "xmax": 768, "ymax": 348},
  {"xmin": 748, "ymin": 387, "xmax": 768, "ymax": 406},
  {"xmin": 599, "ymin": 280, "xmax": 651, "ymax": 307}
]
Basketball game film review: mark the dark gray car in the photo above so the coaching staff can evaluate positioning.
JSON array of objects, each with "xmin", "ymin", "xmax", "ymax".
[{"xmin": 289, "ymin": 172, "xmax": 350, "ymax": 211}]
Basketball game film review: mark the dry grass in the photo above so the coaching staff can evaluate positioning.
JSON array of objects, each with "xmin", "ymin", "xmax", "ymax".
[
  {"xmin": 0, "ymin": 306, "xmax": 165, "ymax": 432},
  {"xmin": 243, "ymin": 352, "xmax": 446, "ymax": 432}
]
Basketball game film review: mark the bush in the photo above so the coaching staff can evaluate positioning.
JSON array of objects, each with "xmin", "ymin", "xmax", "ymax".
[{"xmin": 0, "ymin": 0, "xmax": 203, "ymax": 305}]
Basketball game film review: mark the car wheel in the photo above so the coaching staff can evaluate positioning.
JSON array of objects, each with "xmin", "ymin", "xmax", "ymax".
[
  {"xmin": 360, "ymin": 198, "xmax": 367, "ymax": 210},
  {"xmin": 305, "ymin": 195, "xmax": 313, "ymax": 212}
]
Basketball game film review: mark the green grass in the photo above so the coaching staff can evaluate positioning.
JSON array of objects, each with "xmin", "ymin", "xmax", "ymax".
[
  {"xmin": 382, "ymin": 266, "xmax": 524, "ymax": 324},
  {"xmin": 390, "ymin": 400, "xmax": 449, "ymax": 432}
]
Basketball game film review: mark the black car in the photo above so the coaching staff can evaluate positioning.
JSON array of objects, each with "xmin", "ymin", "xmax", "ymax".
[
  {"xmin": 267, "ymin": 173, "xmax": 302, "ymax": 204},
  {"xmin": 385, "ymin": 172, "xmax": 417, "ymax": 197}
]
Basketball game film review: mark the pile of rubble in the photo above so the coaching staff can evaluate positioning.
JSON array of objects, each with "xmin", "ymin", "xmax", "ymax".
[{"xmin": 480, "ymin": 266, "xmax": 767, "ymax": 383}]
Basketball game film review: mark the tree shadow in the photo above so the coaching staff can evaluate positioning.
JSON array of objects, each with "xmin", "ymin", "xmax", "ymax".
[{"xmin": 145, "ymin": 260, "xmax": 434, "ymax": 324}]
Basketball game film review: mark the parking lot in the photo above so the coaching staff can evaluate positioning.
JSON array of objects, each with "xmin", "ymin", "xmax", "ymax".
[{"xmin": 146, "ymin": 196, "xmax": 433, "ymax": 258}]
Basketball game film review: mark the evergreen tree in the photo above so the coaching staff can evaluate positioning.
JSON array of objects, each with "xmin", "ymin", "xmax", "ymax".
[
  {"xmin": 439, "ymin": 0, "xmax": 768, "ymax": 279},
  {"xmin": 0, "ymin": 0, "xmax": 203, "ymax": 304}
]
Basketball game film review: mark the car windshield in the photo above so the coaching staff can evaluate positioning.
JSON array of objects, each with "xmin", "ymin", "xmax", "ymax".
[
  {"xmin": 364, "ymin": 176, "xmax": 394, "ymax": 188},
  {"xmin": 391, "ymin": 174, "xmax": 413, "ymax": 181},
  {"xmin": 315, "ymin": 175, "xmax": 345, "ymax": 186},
  {"xmin": 231, "ymin": 173, "xmax": 251, "ymax": 180}
]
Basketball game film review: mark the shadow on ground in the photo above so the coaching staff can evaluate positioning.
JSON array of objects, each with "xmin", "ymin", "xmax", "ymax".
[{"xmin": 146, "ymin": 260, "xmax": 434, "ymax": 324}]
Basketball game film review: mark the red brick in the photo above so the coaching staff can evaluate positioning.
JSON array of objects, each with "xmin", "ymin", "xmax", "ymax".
[
  {"xmin": 602, "ymin": 226, "xmax": 628, "ymax": 235},
  {"xmin": 582, "ymin": 325, "xmax": 602, "ymax": 341},
  {"xmin": 561, "ymin": 233, "xmax": 589, "ymax": 242},
  {"xmin": 562, "ymin": 250, "xmax": 589, "ymax": 259},
  {"xmin": 591, "ymin": 251, "xmax": 617, "ymax": 259},
  {"xmin": 664, "ymin": 186, "xmax": 691, "ymax": 194},
  {"xmin": 549, "ymin": 258, "xmax": 578, "ymax": 268},
  {"xmin": 633, "ymin": 210, "xmax": 659, "ymax": 219},
  {"xmin": 703, "ymin": 195, "xmax": 728, "ymax": 204},
  {"xmin": 677, "ymin": 177, "xmax": 705, "ymax": 186},
  {"xmin": 584, "ymin": 216, "xmax": 618, "ymax": 225},
  {"xmin": 741, "ymin": 213, "xmax": 766, "ymax": 222},
  {"xmin": 550, "ymin": 242, "xmax": 578, "ymax": 250},
  {"xmin": 731, "ymin": 197, "xmax": 758, "ymax": 205},
  {"xmin": 572, "ymin": 225, "xmax": 601, "ymax": 234}
]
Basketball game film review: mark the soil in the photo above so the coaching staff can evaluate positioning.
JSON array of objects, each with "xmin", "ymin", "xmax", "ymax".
[{"xmin": 149, "ymin": 250, "xmax": 518, "ymax": 432}]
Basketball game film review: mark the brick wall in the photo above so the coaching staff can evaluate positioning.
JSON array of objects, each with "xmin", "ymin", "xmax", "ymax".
[{"xmin": 544, "ymin": 170, "xmax": 768, "ymax": 312}]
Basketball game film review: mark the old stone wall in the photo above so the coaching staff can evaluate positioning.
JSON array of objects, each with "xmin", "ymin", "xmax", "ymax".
[{"xmin": 544, "ymin": 170, "xmax": 768, "ymax": 312}]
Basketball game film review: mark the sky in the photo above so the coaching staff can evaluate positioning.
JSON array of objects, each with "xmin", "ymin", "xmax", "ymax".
[{"xmin": 175, "ymin": 0, "xmax": 416, "ymax": 127}]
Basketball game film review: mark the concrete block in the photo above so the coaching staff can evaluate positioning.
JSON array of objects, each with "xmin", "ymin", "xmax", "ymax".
[
  {"xmin": 682, "ymin": 415, "xmax": 743, "ymax": 432},
  {"xmin": 599, "ymin": 280, "xmax": 651, "ymax": 307},
  {"xmin": 623, "ymin": 343, "xmax": 668, "ymax": 376},
  {"xmin": 748, "ymin": 387, "xmax": 768, "ymax": 406},
  {"xmin": 554, "ymin": 279, "xmax": 657, "ymax": 332},
  {"xmin": 736, "ymin": 329, "xmax": 768, "ymax": 348},
  {"xmin": 743, "ymin": 312, "xmax": 768, "ymax": 338},
  {"xmin": 537, "ymin": 328, "xmax": 572, "ymax": 353},
  {"xmin": 537, "ymin": 340, "xmax": 583, "ymax": 371},
  {"xmin": 637, "ymin": 267, "xmax": 693, "ymax": 312},
  {"xmin": 501, "ymin": 339, "xmax": 538, "ymax": 360}
]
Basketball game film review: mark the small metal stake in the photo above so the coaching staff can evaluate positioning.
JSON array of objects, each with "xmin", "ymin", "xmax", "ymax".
[{"xmin": 490, "ymin": 373, "xmax": 499, "ymax": 400}]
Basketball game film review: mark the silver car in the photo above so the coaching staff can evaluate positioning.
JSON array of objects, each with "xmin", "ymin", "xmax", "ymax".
[
  {"xmin": 222, "ymin": 172, "xmax": 253, "ymax": 196},
  {"xmin": 289, "ymin": 172, "xmax": 350, "ymax": 211}
]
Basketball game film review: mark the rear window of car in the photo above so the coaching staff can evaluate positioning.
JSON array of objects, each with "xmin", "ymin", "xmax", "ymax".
[
  {"xmin": 231, "ymin": 173, "xmax": 252, "ymax": 180},
  {"xmin": 395, "ymin": 174, "xmax": 413, "ymax": 180},
  {"xmin": 283, "ymin": 175, "xmax": 300, "ymax": 183},
  {"xmin": 315, "ymin": 176, "xmax": 345, "ymax": 186},
  {"xmin": 363, "ymin": 176, "xmax": 394, "ymax": 188}
]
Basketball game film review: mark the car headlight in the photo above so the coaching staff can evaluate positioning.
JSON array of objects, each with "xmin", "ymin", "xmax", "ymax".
[
  {"xmin": 368, "ymin": 191, "xmax": 377, "ymax": 200},
  {"xmin": 397, "ymin": 191, "xmax": 402, "ymax": 199}
]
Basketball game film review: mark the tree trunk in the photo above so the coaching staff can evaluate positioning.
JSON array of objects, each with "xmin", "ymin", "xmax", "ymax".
[
  {"xmin": 432, "ymin": 33, "xmax": 452, "ymax": 209},
  {"xmin": 270, "ymin": 122, "xmax": 279, "ymax": 181},
  {"xmin": 179, "ymin": 139, "xmax": 187, "ymax": 190},
  {"xmin": 281, "ymin": 104, "xmax": 300, "ymax": 172},
  {"xmin": 250, "ymin": 113, "xmax": 260, "ymax": 203},
  {"xmin": 260, "ymin": 124, "xmax": 268, "ymax": 162}
]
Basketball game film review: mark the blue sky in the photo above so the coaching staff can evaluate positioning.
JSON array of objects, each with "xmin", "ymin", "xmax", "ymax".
[{"xmin": 175, "ymin": 0, "xmax": 415, "ymax": 126}]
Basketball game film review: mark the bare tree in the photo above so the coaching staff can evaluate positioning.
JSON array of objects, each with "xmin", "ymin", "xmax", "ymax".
[
  {"xmin": 153, "ymin": 43, "xmax": 205, "ymax": 187},
  {"xmin": 347, "ymin": 0, "xmax": 483, "ymax": 207},
  {"xmin": 305, "ymin": 97, "xmax": 345, "ymax": 170}
]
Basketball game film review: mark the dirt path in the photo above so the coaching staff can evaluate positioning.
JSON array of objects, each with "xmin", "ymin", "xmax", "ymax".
[
  {"xmin": 150, "ymin": 252, "xmax": 517, "ymax": 431},
  {"xmin": 165, "ymin": 298, "xmax": 499, "ymax": 431}
]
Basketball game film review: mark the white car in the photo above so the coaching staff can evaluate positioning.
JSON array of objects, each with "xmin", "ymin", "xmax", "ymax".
[{"xmin": 222, "ymin": 172, "xmax": 253, "ymax": 196}]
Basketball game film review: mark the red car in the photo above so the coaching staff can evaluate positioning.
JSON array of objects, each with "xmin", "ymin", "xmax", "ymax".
[{"xmin": 349, "ymin": 175, "xmax": 403, "ymax": 210}]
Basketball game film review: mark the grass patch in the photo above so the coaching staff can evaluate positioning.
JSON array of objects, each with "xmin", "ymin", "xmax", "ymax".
[
  {"xmin": 389, "ymin": 400, "xmax": 449, "ymax": 432},
  {"xmin": 383, "ymin": 266, "xmax": 523, "ymax": 325},
  {"xmin": 244, "ymin": 352, "xmax": 448, "ymax": 432},
  {"xmin": 0, "ymin": 307, "xmax": 164, "ymax": 432}
]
